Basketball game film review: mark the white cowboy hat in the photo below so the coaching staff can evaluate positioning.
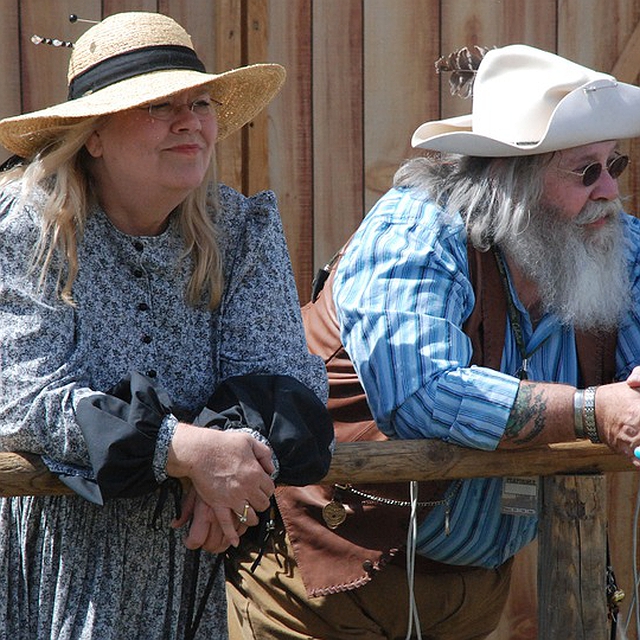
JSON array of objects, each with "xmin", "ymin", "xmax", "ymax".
[
  {"xmin": 0, "ymin": 12, "xmax": 286, "ymax": 158},
  {"xmin": 412, "ymin": 44, "xmax": 640, "ymax": 156}
]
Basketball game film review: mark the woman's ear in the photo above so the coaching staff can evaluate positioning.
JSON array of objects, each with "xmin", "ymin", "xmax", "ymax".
[{"xmin": 85, "ymin": 130, "xmax": 103, "ymax": 158}]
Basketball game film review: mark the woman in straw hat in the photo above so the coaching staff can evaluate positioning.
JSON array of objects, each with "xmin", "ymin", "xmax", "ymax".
[{"xmin": 0, "ymin": 11, "xmax": 332, "ymax": 640}]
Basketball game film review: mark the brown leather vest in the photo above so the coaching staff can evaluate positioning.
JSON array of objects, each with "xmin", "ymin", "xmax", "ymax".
[{"xmin": 276, "ymin": 244, "xmax": 617, "ymax": 598}]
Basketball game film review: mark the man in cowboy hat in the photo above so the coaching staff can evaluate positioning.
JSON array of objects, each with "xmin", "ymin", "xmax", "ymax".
[{"xmin": 226, "ymin": 44, "xmax": 640, "ymax": 639}]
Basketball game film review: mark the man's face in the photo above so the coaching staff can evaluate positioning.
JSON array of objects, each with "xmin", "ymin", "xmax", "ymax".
[
  {"xmin": 502, "ymin": 140, "xmax": 630, "ymax": 331},
  {"xmin": 541, "ymin": 141, "xmax": 621, "ymax": 222}
]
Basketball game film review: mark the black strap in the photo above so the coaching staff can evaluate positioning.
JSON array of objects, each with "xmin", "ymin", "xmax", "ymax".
[
  {"xmin": 310, "ymin": 240, "xmax": 353, "ymax": 303},
  {"xmin": 184, "ymin": 551, "xmax": 224, "ymax": 640},
  {"xmin": 0, "ymin": 154, "xmax": 24, "ymax": 172},
  {"xmin": 492, "ymin": 247, "xmax": 551, "ymax": 380},
  {"xmin": 250, "ymin": 497, "xmax": 278, "ymax": 572},
  {"xmin": 68, "ymin": 45, "xmax": 206, "ymax": 99}
]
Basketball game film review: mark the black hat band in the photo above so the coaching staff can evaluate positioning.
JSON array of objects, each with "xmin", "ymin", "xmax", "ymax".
[{"xmin": 68, "ymin": 44, "xmax": 207, "ymax": 100}]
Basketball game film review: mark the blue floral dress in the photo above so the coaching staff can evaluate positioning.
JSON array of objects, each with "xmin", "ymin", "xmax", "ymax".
[{"xmin": 0, "ymin": 182, "xmax": 328, "ymax": 640}]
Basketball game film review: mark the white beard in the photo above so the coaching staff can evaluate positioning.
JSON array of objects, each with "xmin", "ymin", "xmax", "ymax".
[{"xmin": 502, "ymin": 199, "xmax": 630, "ymax": 331}]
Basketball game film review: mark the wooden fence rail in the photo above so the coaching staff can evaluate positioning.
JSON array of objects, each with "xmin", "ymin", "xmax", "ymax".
[
  {"xmin": 0, "ymin": 440, "xmax": 632, "ymax": 495},
  {"xmin": 0, "ymin": 443, "xmax": 635, "ymax": 639}
]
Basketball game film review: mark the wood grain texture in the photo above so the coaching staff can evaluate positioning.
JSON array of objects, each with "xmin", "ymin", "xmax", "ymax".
[
  {"xmin": 264, "ymin": 0, "xmax": 313, "ymax": 300},
  {"xmin": 105, "ymin": 0, "xmax": 158, "ymax": 14},
  {"xmin": 1, "ymin": 440, "xmax": 633, "ymax": 495},
  {"xmin": 612, "ymin": 19, "xmax": 640, "ymax": 84},
  {"xmin": 440, "ymin": 0, "xmax": 556, "ymax": 119},
  {"xmin": 538, "ymin": 476, "xmax": 608, "ymax": 639},
  {"xmin": 363, "ymin": 0, "xmax": 440, "ymax": 214},
  {"xmin": 607, "ymin": 471, "xmax": 640, "ymax": 637},
  {"xmin": 211, "ymin": 0, "xmax": 244, "ymax": 192},
  {"xmin": 19, "ymin": 0, "xmax": 97, "ymax": 113},
  {"xmin": 311, "ymin": 0, "xmax": 364, "ymax": 273},
  {"xmin": 244, "ymin": 0, "xmax": 270, "ymax": 196},
  {"xmin": 0, "ymin": 0, "xmax": 21, "ymax": 164},
  {"xmin": 163, "ymin": 2, "xmax": 217, "ymax": 77},
  {"xmin": 0, "ymin": 452, "xmax": 71, "ymax": 497}
]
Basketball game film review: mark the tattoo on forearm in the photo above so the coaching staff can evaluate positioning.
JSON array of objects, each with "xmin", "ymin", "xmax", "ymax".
[{"xmin": 505, "ymin": 383, "xmax": 547, "ymax": 444}]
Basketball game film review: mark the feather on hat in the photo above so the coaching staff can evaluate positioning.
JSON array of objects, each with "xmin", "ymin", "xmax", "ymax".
[{"xmin": 413, "ymin": 44, "xmax": 640, "ymax": 156}]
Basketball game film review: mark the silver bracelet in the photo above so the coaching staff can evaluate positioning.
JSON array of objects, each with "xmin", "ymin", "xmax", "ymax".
[
  {"xmin": 573, "ymin": 389, "xmax": 585, "ymax": 439},
  {"xmin": 583, "ymin": 386, "xmax": 601, "ymax": 443}
]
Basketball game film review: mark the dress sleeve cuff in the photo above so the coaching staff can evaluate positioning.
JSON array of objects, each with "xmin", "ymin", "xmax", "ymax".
[
  {"xmin": 195, "ymin": 374, "xmax": 334, "ymax": 485},
  {"xmin": 73, "ymin": 371, "xmax": 174, "ymax": 500},
  {"xmin": 234, "ymin": 426, "xmax": 281, "ymax": 480},
  {"xmin": 153, "ymin": 414, "xmax": 179, "ymax": 483}
]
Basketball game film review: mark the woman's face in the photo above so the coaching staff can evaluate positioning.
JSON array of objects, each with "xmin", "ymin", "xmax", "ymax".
[{"xmin": 85, "ymin": 89, "xmax": 218, "ymax": 217}]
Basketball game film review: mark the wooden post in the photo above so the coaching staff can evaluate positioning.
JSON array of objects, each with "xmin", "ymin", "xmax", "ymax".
[{"xmin": 538, "ymin": 475, "xmax": 608, "ymax": 639}]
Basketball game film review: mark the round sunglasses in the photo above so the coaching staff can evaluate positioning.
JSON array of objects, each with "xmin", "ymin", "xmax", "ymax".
[{"xmin": 559, "ymin": 153, "xmax": 629, "ymax": 187}]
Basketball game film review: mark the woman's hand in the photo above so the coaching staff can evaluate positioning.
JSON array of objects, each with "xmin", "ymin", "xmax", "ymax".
[
  {"xmin": 172, "ymin": 486, "xmax": 258, "ymax": 552},
  {"xmin": 166, "ymin": 424, "xmax": 275, "ymax": 516}
]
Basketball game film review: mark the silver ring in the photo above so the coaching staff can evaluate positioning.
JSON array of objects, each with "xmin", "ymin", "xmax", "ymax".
[{"xmin": 234, "ymin": 502, "xmax": 250, "ymax": 524}]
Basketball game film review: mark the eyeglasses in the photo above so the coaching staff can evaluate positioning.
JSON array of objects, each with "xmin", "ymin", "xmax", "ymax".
[
  {"xmin": 141, "ymin": 97, "xmax": 220, "ymax": 121},
  {"xmin": 559, "ymin": 153, "xmax": 629, "ymax": 187}
]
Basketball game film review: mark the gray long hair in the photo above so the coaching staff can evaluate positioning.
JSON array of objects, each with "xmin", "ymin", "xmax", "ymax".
[{"xmin": 393, "ymin": 152, "xmax": 554, "ymax": 249}]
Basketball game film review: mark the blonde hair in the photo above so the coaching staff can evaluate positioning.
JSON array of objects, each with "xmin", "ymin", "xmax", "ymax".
[{"xmin": 0, "ymin": 119, "xmax": 223, "ymax": 308}]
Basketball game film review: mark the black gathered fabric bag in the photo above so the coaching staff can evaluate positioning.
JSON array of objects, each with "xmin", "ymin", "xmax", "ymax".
[{"xmin": 70, "ymin": 371, "xmax": 334, "ymax": 505}]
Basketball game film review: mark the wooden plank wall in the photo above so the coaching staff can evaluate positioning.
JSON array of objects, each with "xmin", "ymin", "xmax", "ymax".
[{"xmin": 3, "ymin": 1, "xmax": 640, "ymax": 638}]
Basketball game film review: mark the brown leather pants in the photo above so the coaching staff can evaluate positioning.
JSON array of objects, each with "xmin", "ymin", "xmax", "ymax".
[{"xmin": 225, "ymin": 525, "xmax": 513, "ymax": 640}]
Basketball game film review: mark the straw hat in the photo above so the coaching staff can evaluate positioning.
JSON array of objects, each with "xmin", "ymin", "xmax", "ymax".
[
  {"xmin": 0, "ymin": 12, "xmax": 286, "ymax": 158},
  {"xmin": 412, "ymin": 44, "xmax": 640, "ymax": 156}
]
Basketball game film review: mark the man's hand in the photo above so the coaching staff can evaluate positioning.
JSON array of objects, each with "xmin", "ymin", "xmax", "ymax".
[
  {"xmin": 501, "ymin": 376, "xmax": 640, "ymax": 468},
  {"xmin": 595, "ymin": 369, "xmax": 640, "ymax": 466}
]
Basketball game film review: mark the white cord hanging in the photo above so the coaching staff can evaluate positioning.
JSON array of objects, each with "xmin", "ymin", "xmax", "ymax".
[{"xmin": 405, "ymin": 480, "xmax": 422, "ymax": 639}]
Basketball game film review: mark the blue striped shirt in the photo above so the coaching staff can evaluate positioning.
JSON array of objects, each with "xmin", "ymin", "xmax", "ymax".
[{"xmin": 333, "ymin": 186, "xmax": 640, "ymax": 568}]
